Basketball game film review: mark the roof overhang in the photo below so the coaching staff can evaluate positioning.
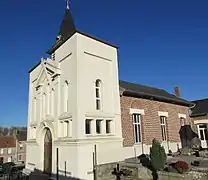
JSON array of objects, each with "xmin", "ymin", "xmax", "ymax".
[
  {"xmin": 122, "ymin": 90, "xmax": 193, "ymax": 107},
  {"xmin": 47, "ymin": 30, "xmax": 118, "ymax": 55}
]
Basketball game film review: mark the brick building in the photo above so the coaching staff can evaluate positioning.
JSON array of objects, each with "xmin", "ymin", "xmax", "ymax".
[
  {"xmin": 0, "ymin": 130, "xmax": 27, "ymax": 164},
  {"xmin": 0, "ymin": 136, "xmax": 16, "ymax": 163},
  {"xmin": 119, "ymin": 80, "xmax": 192, "ymax": 157}
]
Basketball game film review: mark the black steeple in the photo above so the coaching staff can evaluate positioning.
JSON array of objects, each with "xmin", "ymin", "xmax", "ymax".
[
  {"xmin": 47, "ymin": 1, "xmax": 117, "ymax": 55},
  {"xmin": 47, "ymin": 2, "xmax": 76, "ymax": 54}
]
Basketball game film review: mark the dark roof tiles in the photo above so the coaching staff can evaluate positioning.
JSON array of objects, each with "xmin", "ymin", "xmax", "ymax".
[
  {"xmin": 191, "ymin": 98, "xmax": 208, "ymax": 117},
  {"xmin": 119, "ymin": 80, "xmax": 191, "ymax": 106}
]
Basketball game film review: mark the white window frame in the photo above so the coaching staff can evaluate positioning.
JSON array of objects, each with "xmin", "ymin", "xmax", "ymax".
[
  {"xmin": 0, "ymin": 149, "xmax": 3, "ymax": 155},
  {"xmin": 7, "ymin": 148, "xmax": 12, "ymax": 154},
  {"xmin": 160, "ymin": 116, "xmax": 167, "ymax": 141},
  {"xmin": 95, "ymin": 80, "xmax": 102, "ymax": 110},
  {"xmin": 132, "ymin": 114, "xmax": 142, "ymax": 144},
  {"xmin": 18, "ymin": 154, "xmax": 22, "ymax": 161}
]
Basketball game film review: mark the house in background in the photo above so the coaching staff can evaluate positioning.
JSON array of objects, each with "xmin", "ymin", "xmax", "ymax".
[
  {"xmin": 120, "ymin": 81, "xmax": 193, "ymax": 157},
  {"xmin": 0, "ymin": 130, "xmax": 27, "ymax": 164},
  {"xmin": 14, "ymin": 130, "xmax": 27, "ymax": 163},
  {"xmin": 0, "ymin": 136, "xmax": 16, "ymax": 163},
  {"xmin": 190, "ymin": 98, "xmax": 208, "ymax": 149}
]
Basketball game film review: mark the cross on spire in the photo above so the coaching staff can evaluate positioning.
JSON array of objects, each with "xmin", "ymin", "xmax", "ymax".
[{"xmin": 66, "ymin": 0, "xmax": 70, "ymax": 9}]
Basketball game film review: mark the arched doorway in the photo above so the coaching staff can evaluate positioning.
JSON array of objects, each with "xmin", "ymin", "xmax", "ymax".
[{"xmin": 44, "ymin": 128, "xmax": 52, "ymax": 175}]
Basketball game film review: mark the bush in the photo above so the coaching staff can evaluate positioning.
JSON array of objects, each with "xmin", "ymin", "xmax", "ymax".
[
  {"xmin": 171, "ymin": 161, "xmax": 189, "ymax": 174},
  {"xmin": 150, "ymin": 139, "xmax": 167, "ymax": 171}
]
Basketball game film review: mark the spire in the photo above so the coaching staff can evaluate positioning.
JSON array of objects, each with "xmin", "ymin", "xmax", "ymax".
[
  {"xmin": 47, "ymin": 1, "xmax": 76, "ymax": 54},
  {"xmin": 66, "ymin": 0, "xmax": 70, "ymax": 10}
]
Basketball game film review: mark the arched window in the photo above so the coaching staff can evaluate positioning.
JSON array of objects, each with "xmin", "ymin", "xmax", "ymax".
[
  {"xmin": 95, "ymin": 79, "xmax": 102, "ymax": 110},
  {"xmin": 64, "ymin": 81, "xmax": 69, "ymax": 112}
]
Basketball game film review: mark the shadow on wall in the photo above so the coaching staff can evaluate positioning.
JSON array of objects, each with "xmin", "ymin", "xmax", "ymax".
[{"xmin": 28, "ymin": 169, "xmax": 81, "ymax": 180}]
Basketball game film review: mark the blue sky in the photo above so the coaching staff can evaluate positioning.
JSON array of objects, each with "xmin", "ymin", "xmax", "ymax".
[{"xmin": 0, "ymin": 0, "xmax": 208, "ymax": 126}]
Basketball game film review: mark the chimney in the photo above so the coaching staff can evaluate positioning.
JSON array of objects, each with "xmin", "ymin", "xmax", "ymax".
[{"xmin": 174, "ymin": 86, "xmax": 180, "ymax": 97}]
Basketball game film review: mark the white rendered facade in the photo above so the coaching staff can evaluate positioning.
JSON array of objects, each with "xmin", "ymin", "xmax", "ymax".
[{"xmin": 26, "ymin": 32, "xmax": 124, "ymax": 179}]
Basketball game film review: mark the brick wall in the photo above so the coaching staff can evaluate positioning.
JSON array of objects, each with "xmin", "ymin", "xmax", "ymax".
[{"xmin": 120, "ymin": 95, "xmax": 191, "ymax": 147}]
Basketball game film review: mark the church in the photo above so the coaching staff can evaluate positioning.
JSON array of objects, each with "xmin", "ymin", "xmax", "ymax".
[{"xmin": 25, "ymin": 2, "xmax": 193, "ymax": 180}]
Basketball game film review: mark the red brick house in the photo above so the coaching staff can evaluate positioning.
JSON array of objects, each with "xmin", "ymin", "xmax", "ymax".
[
  {"xmin": 119, "ymin": 80, "xmax": 192, "ymax": 158},
  {"xmin": 0, "ymin": 130, "xmax": 27, "ymax": 164},
  {"xmin": 0, "ymin": 136, "xmax": 16, "ymax": 163}
]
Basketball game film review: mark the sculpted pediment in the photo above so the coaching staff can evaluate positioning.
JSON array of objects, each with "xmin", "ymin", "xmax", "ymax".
[{"xmin": 36, "ymin": 58, "xmax": 61, "ymax": 87}]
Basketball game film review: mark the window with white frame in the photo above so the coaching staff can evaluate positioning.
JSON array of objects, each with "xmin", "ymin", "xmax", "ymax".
[
  {"xmin": 19, "ymin": 143, "xmax": 23, "ymax": 151},
  {"xmin": 180, "ymin": 117, "xmax": 186, "ymax": 126},
  {"xmin": 160, "ymin": 116, "xmax": 167, "ymax": 141},
  {"xmin": 133, "ymin": 114, "xmax": 142, "ymax": 143},
  {"xmin": 85, "ymin": 119, "xmax": 92, "ymax": 135},
  {"xmin": 0, "ymin": 149, "xmax": 3, "ymax": 154},
  {"xmin": 96, "ymin": 120, "xmax": 102, "ymax": 134},
  {"xmin": 7, "ymin": 148, "xmax": 11, "ymax": 154},
  {"xmin": 60, "ymin": 120, "xmax": 72, "ymax": 138},
  {"xmin": 106, "ymin": 120, "xmax": 112, "ymax": 134},
  {"xmin": 18, "ymin": 155, "xmax": 22, "ymax": 161},
  {"xmin": 95, "ymin": 80, "xmax": 101, "ymax": 110}
]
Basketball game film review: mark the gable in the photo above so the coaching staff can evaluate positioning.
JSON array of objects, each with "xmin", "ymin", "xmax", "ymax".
[{"xmin": 35, "ymin": 58, "xmax": 61, "ymax": 87}]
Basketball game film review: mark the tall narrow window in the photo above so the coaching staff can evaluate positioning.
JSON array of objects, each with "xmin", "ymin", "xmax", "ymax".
[
  {"xmin": 50, "ymin": 89, "xmax": 54, "ymax": 115},
  {"xmin": 106, "ymin": 120, "xmax": 112, "ymax": 134},
  {"xmin": 180, "ymin": 117, "xmax": 185, "ymax": 126},
  {"xmin": 96, "ymin": 120, "xmax": 102, "ymax": 134},
  {"xmin": 85, "ymin": 119, "xmax": 92, "ymax": 135},
  {"xmin": 160, "ymin": 116, "xmax": 167, "ymax": 141},
  {"xmin": 64, "ymin": 81, "xmax": 69, "ymax": 112},
  {"xmin": 47, "ymin": 84, "xmax": 50, "ymax": 114},
  {"xmin": 95, "ymin": 80, "xmax": 101, "ymax": 110},
  {"xmin": 133, "ymin": 114, "xmax": 142, "ymax": 143},
  {"xmin": 33, "ymin": 98, "xmax": 37, "ymax": 123},
  {"xmin": 43, "ymin": 93, "xmax": 46, "ymax": 117}
]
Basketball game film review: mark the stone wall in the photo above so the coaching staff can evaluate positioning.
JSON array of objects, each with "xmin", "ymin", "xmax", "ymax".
[{"xmin": 97, "ymin": 162, "xmax": 117, "ymax": 180}]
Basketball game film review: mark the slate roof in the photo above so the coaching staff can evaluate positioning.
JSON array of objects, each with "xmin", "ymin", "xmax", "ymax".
[
  {"xmin": 47, "ymin": 7, "xmax": 117, "ymax": 55},
  {"xmin": 190, "ymin": 98, "xmax": 208, "ymax": 117},
  {"xmin": 0, "ymin": 136, "xmax": 16, "ymax": 148},
  {"xmin": 119, "ymin": 80, "xmax": 192, "ymax": 106}
]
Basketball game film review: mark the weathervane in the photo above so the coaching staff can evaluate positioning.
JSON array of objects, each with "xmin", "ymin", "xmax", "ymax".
[{"xmin": 66, "ymin": 0, "xmax": 70, "ymax": 9}]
